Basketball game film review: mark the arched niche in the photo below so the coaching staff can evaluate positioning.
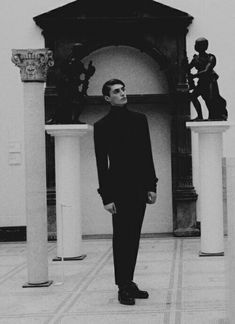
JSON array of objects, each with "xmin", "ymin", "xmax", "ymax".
[{"xmin": 81, "ymin": 45, "xmax": 168, "ymax": 95}]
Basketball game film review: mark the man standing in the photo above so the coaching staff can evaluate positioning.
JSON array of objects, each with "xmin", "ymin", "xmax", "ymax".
[{"xmin": 94, "ymin": 79, "xmax": 158, "ymax": 305}]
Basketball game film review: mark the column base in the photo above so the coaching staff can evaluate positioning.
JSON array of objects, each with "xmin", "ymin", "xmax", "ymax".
[
  {"xmin": 199, "ymin": 251, "xmax": 224, "ymax": 257},
  {"xmin": 174, "ymin": 227, "xmax": 200, "ymax": 237},
  {"xmin": 23, "ymin": 280, "xmax": 53, "ymax": 288},
  {"xmin": 52, "ymin": 254, "xmax": 87, "ymax": 261}
]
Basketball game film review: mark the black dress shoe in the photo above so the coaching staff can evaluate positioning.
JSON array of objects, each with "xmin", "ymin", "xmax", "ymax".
[
  {"xmin": 128, "ymin": 281, "xmax": 149, "ymax": 299},
  {"xmin": 118, "ymin": 287, "xmax": 135, "ymax": 305}
]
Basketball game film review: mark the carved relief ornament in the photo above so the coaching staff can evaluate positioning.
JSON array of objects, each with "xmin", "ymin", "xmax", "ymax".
[{"xmin": 11, "ymin": 49, "xmax": 54, "ymax": 82}]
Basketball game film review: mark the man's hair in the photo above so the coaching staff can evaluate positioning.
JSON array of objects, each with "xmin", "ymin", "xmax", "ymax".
[{"xmin": 102, "ymin": 79, "xmax": 125, "ymax": 97}]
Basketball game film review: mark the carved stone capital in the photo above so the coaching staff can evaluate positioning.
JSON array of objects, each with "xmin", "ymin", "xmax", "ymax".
[{"xmin": 11, "ymin": 49, "xmax": 54, "ymax": 82}]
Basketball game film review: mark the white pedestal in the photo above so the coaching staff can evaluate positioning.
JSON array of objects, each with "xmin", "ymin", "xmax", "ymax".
[
  {"xmin": 45, "ymin": 124, "xmax": 93, "ymax": 260},
  {"xmin": 226, "ymin": 158, "xmax": 235, "ymax": 322},
  {"xmin": 187, "ymin": 121, "xmax": 229, "ymax": 256}
]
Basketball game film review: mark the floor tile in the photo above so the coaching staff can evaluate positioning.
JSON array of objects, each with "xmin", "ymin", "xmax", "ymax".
[
  {"xmin": 0, "ymin": 316, "xmax": 51, "ymax": 324},
  {"xmin": 179, "ymin": 310, "xmax": 227, "ymax": 324},
  {"xmin": 0, "ymin": 292, "xmax": 70, "ymax": 316},
  {"xmin": 180, "ymin": 287, "xmax": 226, "ymax": 311},
  {"xmin": 60, "ymin": 312, "xmax": 165, "ymax": 324}
]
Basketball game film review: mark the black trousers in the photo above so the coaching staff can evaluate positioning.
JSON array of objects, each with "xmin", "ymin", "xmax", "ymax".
[{"xmin": 112, "ymin": 188, "xmax": 146, "ymax": 286}]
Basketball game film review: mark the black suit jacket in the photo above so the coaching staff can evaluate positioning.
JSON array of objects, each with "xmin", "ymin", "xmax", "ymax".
[{"xmin": 94, "ymin": 107, "xmax": 158, "ymax": 205}]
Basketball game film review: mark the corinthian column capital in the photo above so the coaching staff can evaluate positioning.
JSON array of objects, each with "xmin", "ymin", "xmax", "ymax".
[{"xmin": 11, "ymin": 48, "xmax": 54, "ymax": 82}]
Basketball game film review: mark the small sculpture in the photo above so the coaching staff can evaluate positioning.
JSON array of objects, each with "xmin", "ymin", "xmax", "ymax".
[
  {"xmin": 187, "ymin": 37, "xmax": 227, "ymax": 121},
  {"xmin": 48, "ymin": 43, "xmax": 95, "ymax": 124}
]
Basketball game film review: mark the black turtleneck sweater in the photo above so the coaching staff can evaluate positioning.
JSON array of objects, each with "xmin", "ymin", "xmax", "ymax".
[{"xmin": 94, "ymin": 106, "xmax": 158, "ymax": 205}]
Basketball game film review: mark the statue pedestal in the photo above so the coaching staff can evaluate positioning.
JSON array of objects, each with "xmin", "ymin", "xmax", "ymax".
[
  {"xmin": 226, "ymin": 158, "xmax": 235, "ymax": 322},
  {"xmin": 45, "ymin": 125, "xmax": 93, "ymax": 260},
  {"xmin": 186, "ymin": 121, "xmax": 229, "ymax": 256}
]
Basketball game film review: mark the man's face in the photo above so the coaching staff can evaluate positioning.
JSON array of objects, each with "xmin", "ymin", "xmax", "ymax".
[{"xmin": 105, "ymin": 84, "xmax": 127, "ymax": 106}]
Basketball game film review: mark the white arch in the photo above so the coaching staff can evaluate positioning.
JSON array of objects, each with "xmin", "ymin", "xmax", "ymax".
[{"xmin": 82, "ymin": 45, "xmax": 169, "ymax": 96}]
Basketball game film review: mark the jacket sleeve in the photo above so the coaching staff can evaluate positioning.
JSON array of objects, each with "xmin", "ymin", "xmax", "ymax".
[
  {"xmin": 142, "ymin": 115, "xmax": 158, "ymax": 192},
  {"xmin": 94, "ymin": 123, "xmax": 113, "ymax": 205}
]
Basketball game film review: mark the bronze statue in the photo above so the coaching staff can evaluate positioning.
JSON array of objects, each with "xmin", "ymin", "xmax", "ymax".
[
  {"xmin": 187, "ymin": 37, "xmax": 227, "ymax": 121},
  {"xmin": 48, "ymin": 43, "xmax": 95, "ymax": 124}
]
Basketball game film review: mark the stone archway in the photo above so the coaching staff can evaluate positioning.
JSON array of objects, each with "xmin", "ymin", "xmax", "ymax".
[{"xmin": 34, "ymin": 0, "xmax": 198, "ymax": 236}]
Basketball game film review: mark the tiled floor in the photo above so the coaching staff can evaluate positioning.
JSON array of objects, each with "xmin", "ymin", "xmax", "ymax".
[{"xmin": 0, "ymin": 237, "xmax": 229, "ymax": 323}]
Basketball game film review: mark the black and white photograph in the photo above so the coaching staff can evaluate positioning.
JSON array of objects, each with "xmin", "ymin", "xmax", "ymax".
[{"xmin": 0, "ymin": 0, "xmax": 234, "ymax": 323}]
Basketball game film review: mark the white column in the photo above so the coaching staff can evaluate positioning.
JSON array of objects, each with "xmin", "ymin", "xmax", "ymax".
[
  {"xmin": 11, "ymin": 49, "xmax": 54, "ymax": 286},
  {"xmin": 45, "ymin": 125, "xmax": 92, "ymax": 260},
  {"xmin": 226, "ymin": 158, "xmax": 235, "ymax": 322},
  {"xmin": 187, "ymin": 121, "xmax": 229, "ymax": 256}
]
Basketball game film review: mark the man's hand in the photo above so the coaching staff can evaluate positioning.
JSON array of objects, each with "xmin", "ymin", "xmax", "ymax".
[
  {"xmin": 104, "ymin": 202, "xmax": 117, "ymax": 214},
  {"xmin": 147, "ymin": 191, "xmax": 157, "ymax": 204}
]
